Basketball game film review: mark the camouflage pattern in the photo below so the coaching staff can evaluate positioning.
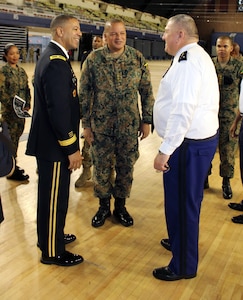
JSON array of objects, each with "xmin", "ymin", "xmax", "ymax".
[
  {"xmin": 91, "ymin": 132, "xmax": 139, "ymax": 198},
  {"xmin": 21, "ymin": 47, "xmax": 27, "ymax": 63},
  {"xmin": 0, "ymin": 64, "xmax": 31, "ymax": 156},
  {"xmin": 29, "ymin": 47, "xmax": 34, "ymax": 63},
  {"xmin": 80, "ymin": 45, "xmax": 154, "ymax": 198},
  {"xmin": 81, "ymin": 139, "xmax": 92, "ymax": 169},
  {"xmin": 212, "ymin": 56, "xmax": 243, "ymax": 177}
]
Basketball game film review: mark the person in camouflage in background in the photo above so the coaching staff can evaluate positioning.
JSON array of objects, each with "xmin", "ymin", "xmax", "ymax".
[
  {"xmin": 80, "ymin": 19, "xmax": 154, "ymax": 228},
  {"xmin": 207, "ymin": 36, "xmax": 243, "ymax": 199},
  {"xmin": 75, "ymin": 35, "xmax": 104, "ymax": 188},
  {"xmin": 29, "ymin": 46, "xmax": 34, "ymax": 63},
  {"xmin": 0, "ymin": 43, "xmax": 31, "ymax": 181}
]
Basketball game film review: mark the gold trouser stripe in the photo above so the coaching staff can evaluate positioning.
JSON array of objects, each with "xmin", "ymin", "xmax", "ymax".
[{"xmin": 48, "ymin": 162, "xmax": 61, "ymax": 257}]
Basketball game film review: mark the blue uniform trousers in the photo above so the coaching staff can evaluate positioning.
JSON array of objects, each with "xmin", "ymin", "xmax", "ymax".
[
  {"xmin": 163, "ymin": 133, "xmax": 218, "ymax": 276},
  {"xmin": 36, "ymin": 159, "xmax": 70, "ymax": 257}
]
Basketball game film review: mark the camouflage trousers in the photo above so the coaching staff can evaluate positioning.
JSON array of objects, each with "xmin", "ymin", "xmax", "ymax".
[
  {"xmin": 4, "ymin": 116, "xmax": 25, "ymax": 157},
  {"xmin": 91, "ymin": 132, "xmax": 139, "ymax": 199},
  {"xmin": 81, "ymin": 139, "xmax": 92, "ymax": 169},
  {"xmin": 218, "ymin": 118, "xmax": 239, "ymax": 178}
]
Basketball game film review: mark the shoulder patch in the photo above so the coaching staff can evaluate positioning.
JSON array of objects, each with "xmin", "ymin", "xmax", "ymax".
[
  {"xmin": 178, "ymin": 51, "xmax": 187, "ymax": 62},
  {"xmin": 50, "ymin": 55, "xmax": 67, "ymax": 61}
]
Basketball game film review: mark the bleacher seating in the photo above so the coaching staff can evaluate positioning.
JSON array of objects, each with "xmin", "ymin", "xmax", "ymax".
[
  {"xmin": 31, "ymin": 0, "xmax": 165, "ymax": 33},
  {"xmin": 0, "ymin": 0, "xmax": 166, "ymax": 33}
]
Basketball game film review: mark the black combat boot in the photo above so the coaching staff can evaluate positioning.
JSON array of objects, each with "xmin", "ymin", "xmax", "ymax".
[
  {"xmin": 113, "ymin": 197, "xmax": 133, "ymax": 227},
  {"xmin": 222, "ymin": 177, "xmax": 232, "ymax": 199},
  {"xmin": 92, "ymin": 197, "xmax": 111, "ymax": 227}
]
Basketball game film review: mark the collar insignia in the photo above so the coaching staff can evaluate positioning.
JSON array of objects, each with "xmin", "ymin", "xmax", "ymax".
[{"xmin": 178, "ymin": 51, "xmax": 187, "ymax": 62}]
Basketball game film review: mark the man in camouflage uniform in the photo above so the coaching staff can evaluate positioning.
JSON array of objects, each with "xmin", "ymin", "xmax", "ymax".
[
  {"xmin": 29, "ymin": 47, "xmax": 34, "ymax": 63},
  {"xmin": 80, "ymin": 19, "xmax": 154, "ymax": 227},
  {"xmin": 21, "ymin": 47, "xmax": 27, "ymax": 63},
  {"xmin": 209, "ymin": 36, "xmax": 243, "ymax": 199}
]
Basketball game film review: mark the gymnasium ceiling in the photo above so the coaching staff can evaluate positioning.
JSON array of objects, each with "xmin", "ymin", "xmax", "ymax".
[{"xmin": 101, "ymin": 0, "xmax": 205, "ymax": 19}]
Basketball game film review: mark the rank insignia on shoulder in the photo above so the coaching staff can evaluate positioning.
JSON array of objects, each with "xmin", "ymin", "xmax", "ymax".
[
  {"xmin": 50, "ymin": 55, "xmax": 67, "ymax": 61},
  {"xmin": 178, "ymin": 51, "xmax": 187, "ymax": 62}
]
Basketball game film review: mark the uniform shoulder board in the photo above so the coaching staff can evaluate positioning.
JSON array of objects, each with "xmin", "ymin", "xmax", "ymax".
[
  {"xmin": 178, "ymin": 51, "xmax": 187, "ymax": 62},
  {"xmin": 50, "ymin": 55, "xmax": 67, "ymax": 61},
  {"xmin": 144, "ymin": 62, "xmax": 148, "ymax": 68}
]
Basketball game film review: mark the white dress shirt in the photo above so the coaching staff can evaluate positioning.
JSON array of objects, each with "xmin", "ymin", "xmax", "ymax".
[{"xmin": 153, "ymin": 43, "xmax": 219, "ymax": 155}]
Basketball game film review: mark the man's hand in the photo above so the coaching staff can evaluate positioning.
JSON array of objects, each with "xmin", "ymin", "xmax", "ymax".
[
  {"xmin": 83, "ymin": 128, "xmax": 94, "ymax": 145},
  {"xmin": 68, "ymin": 151, "xmax": 83, "ymax": 171},
  {"xmin": 139, "ymin": 123, "xmax": 150, "ymax": 140},
  {"xmin": 230, "ymin": 111, "xmax": 241, "ymax": 138},
  {"xmin": 154, "ymin": 152, "xmax": 170, "ymax": 173}
]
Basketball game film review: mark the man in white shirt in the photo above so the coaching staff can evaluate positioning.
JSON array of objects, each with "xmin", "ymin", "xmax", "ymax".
[{"xmin": 153, "ymin": 14, "xmax": 219, "ymax": 281}]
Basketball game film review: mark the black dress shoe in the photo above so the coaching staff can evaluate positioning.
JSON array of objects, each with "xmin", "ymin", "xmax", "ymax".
[
  {"xmin": 153, "ymin": 266, "xmax": 196, "ymax": 281},
  {"xmin": 222, "ymin": 184, "xmax": 232, "ymax": 199},
  {"xmin": 160, "ymin": 238, "xmax": 171, "ymax": 251},
  {"xmin": 41, "ymin": 250, "xmax": 83, "ymax": 266},
  {"xmin": 228, "ymin": 200, "xmax": 243, "ymax": 211},
  {"xmin": 63, "ymin": 233, "xmax": 76, "ymax": 244},
  {"xmin": 92, "ymin": 207, "xmax": 111, "ymax": 227},
  {"xmin": 232, "ymin": 214, "xmax": 243, "ymax": 224},
  {"xmin": 113, "ymin": 208, "xmax": 133, "ymax": 227}
]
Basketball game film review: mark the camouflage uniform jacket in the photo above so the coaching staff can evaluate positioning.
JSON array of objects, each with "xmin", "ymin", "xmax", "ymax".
[
  {"xmin": 80, "ymin": 45, "xmax": 154, "ymax": 136},
  {"xmin": 212, "ymin": 56, "xmax": 243, "ymax": 121},
  {"xmin": 0, "ymin": 63, "xmax": 31, "ymax": 121}
]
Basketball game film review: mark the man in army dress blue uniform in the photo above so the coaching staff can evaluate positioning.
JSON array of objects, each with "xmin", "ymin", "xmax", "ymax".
[{"xmin": 26, "ymin": 15, "xmax": 83, "ymax": 266}]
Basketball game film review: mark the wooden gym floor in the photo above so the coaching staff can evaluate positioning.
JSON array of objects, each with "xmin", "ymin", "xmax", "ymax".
[{"xmin": 0, "ymin": 60, "xmax": 243, "ymax": 300}]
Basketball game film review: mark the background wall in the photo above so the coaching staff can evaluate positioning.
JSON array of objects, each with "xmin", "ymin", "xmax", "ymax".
[{"xmin": 192, "ymin": 0, "xmax": 243, "ymax": 53}]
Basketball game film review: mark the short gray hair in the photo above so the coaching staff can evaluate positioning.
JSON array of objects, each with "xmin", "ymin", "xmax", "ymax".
[{"xmin": 169, "ymin": 14, "xmax": 199, "ymax": 39}]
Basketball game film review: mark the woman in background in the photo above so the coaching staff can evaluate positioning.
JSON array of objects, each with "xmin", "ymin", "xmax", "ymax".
[{"xmin": 0, "ymin": 43, "xmax": 31, "ymax": 181}]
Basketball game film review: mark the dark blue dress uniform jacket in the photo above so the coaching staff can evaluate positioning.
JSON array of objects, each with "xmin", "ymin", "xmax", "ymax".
[{"xmin": 26, "ymin": 42, "xmax": 80, "ymax": 161}]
